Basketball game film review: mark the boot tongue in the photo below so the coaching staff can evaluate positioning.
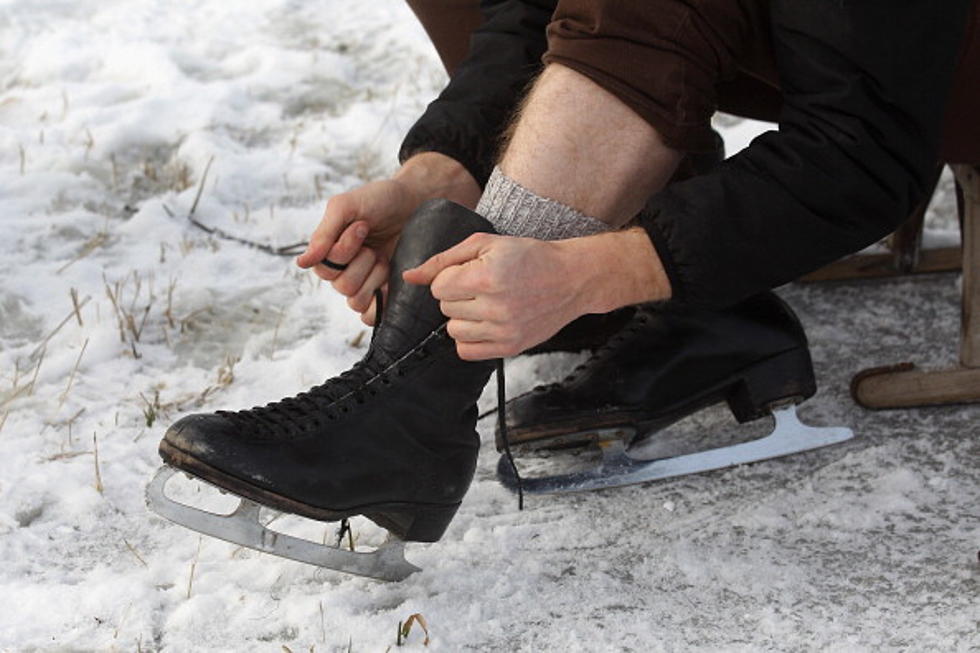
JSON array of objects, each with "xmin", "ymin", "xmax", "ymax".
[{"xmin": 370, "ymin": 200, "xmax": 495, "ymax": 363}]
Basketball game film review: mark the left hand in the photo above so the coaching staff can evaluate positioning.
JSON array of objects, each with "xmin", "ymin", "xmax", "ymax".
[{"xmin": 402, "ymin": 233, "xmax": 588, "ymax": 360}]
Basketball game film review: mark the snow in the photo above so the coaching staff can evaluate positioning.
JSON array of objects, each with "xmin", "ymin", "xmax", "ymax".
[{"xmin": 0, "ymin": 1, "xmax": 977, "ymax": 651}]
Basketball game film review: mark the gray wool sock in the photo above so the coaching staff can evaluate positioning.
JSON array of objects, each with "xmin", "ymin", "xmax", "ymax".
[{"xmin": 476, "ymin": 166, "xmax": 612, "ymax": 240}]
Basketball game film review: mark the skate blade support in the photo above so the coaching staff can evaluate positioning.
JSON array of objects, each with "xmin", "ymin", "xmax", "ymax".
[
  {"xmin": 145, "ymin": 466, "xmax": 421, "ymax": 582},
  {"xmin": 497, "ymin": 404, "xmax": 853, "ymax": 494}
]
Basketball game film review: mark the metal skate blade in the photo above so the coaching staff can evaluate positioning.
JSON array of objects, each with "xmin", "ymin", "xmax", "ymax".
[
  {"xmin": 146, "ymin": 466, "xmax": 421, "ymax": 581},
  {"xmin": 497, "ymin": 405, "xmax": 854, "ymax": 495}
]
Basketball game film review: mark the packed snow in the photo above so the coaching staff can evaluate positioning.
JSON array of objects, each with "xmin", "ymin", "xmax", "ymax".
[{"xmin": 0, "ymin": 1, "xmax": 976, "ymax": 651}]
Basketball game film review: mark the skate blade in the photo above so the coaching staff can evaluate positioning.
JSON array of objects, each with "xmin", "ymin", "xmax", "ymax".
[
  {"xmin": 145, "ymin": 466, "xmax": 421, "ymax": 582},
  {"xmin": 496, "ymin": 405, "xmax": 854, "ymax": 495}
]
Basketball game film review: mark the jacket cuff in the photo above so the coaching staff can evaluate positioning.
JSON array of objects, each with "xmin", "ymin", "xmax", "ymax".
[
  {"xmin": 637, "ymin": 207, "xmax": 688, "ymax": 307},
  {"xmin": 399, "ymin": 106, "xmax": 497, "ymax": 189}
]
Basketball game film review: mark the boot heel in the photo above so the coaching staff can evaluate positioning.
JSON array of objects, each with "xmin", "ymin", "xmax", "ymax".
[
  {"xmin": 369, "ymin": 502, "xmax": 461, "ymax": 543},
  {"xmin": 727, "ymin": 347, "xmax": 816, "ymax": 423}
]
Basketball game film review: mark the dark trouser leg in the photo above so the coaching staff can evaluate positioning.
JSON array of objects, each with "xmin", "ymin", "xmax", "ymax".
[{"xmin": 404, "ymin": 0, "xmax": 484, "ymax": 76}]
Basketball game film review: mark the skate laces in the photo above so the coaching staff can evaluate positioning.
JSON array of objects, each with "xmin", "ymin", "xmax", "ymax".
[
  {"xmin": 496, "ymin": 358, "xmax": 524, "ymax": 510},
  {"xmin": 222, "ymin": 290, "xmax": 391, "ymax": 435}
]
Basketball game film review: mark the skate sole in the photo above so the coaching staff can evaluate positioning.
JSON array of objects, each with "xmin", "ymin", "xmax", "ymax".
[
  {"xmin": 159, "ymin": 440, "xmax": 460, "ymax": 543},
  {"xmin": 502, "ymin": 347, "xmax": 815, "ymax": 452}
]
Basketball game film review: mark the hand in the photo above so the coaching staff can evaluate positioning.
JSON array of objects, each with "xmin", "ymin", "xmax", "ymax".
[
  {"xmin": 403, "ymin": 233, "xmax": 590, "ymax": 360},
  {"xmin": 296, "ymin": 179, "xmax": 416, "ymax": 324},
  {"xmin": 403, "ymin": 228, "xmax": 674, "ymax": 360},
  {"xmin": 296, "ymin": 153, "xmax": 480, "ymax": 325}
]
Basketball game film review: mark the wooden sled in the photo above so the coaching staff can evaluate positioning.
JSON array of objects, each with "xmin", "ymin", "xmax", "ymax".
[{"xmin": 847, "ymin": 165, "xmax": 980, "ymax": 409}]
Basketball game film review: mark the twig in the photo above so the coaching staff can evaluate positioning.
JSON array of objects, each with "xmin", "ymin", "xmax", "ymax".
[
  {"xmin": 397, "ymin": 613, "xmax": 430, "ymax": 646},
  {"xmin": 319, "ymin": 601, "xmax": 326, "ymax": 644},
  {"xmin": 59, "ymin": 337, "xmax": 89, "ymax": 407},
  {"xmin": 0, "ymin": 411, "xmax": 9, "ymax": 436},
  {"xmin": 57, "ymin": 232, "xmax": 108, "ymax": 274},
  {"xmin": 70, "ymin": 288, "xmax": 84, "ymax": 326},
  {"xmin": 27, "ymin": 346, "xmax": 46, "ymax": 397},
  {"xmin": 187, "ymin": 536, "xmax": 203, "ymax": 599},
  {"xmin": 124, "ymin": 539, "xmax": 148, "ymax": 568},
  {"xmin": 188, "ymin": 156, "xmax": 214, "ymax": 217},
  {"xmin": 92, "ymin": 432, "xmax": 104, "ymax": 494},
  {"xmin": 28, "ymin": 297, "xmax": 90, "ymax": 361}
]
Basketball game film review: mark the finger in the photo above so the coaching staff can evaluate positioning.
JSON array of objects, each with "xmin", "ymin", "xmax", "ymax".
[
  {"xmin": 445, "ymin": 318, "xmax": 498, "ymax": 343},
  {"xmin": 360, "ymin": 285, "xmax": 388, "ymax": 326},
  {"xmin": 330, "ymin": 247, "xmax": 376, "ymax": 296},
  {"xmin": 402, "ymin": 232, "xmax": 489, "ymax": 286},
  {"xmin": 315, "ymin": 221, "xmax": 368, "ymax": 276},
  {"xmin": 429, "ymin": 262, "xmax": 486, "ymax": 302},
  {"xmin": 296, "ymin": 194, "xmax": 359, "ymax": 268},
  {"xmin": 456, "ymin": 341, "xmax": 508, "ymax": 361},
  {"xmin": 347, "ymin": 261, "xmax": 389, "ymax": 313},
  {"xmin": 311, "ymin": 245, "xmax": 368, "ymax": 283},
  {"xmin": 438, "ymin": 297, "xmax": 488, "ymax": 321}
]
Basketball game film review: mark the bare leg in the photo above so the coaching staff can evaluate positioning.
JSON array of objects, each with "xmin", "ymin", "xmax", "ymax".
[{"xmin": 498, "ymin": 64, "xmax": 683, "ymax": 227}]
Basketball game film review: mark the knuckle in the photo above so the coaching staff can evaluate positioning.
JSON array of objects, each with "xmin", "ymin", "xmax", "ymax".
[
  {"xmin": 474, "ymin": 270, "xmax": 496, "ymax": 294},
  {"xmin": 332, "ymin": 277, "xmax": 356, "ymax": 296},
  {"xmin": 446, "ymin": 319, "xmax": 461, "ymax": 339},
  {"xmin": 493, "ymin": 303, "xmax": 513, "ymax": 323},
  {"xmin": 314, "ymin": 266, "xmax": 338, "ymax": 281},
  {"xmin": 347, "ymin": 295, "xmax": 367, "ymax": 312},
  {"xmin": 430, "ymin": 278, "xmax": 447, "ymax": 299}
]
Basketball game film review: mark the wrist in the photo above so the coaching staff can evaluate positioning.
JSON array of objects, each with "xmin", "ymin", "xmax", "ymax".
[
  {"xmin": 393, "ymin": 152, "xmax": 482, "ymax": 209},
  {"xmin": 562, "ymin": 228, "xmax": 672, "ymax": 315}
]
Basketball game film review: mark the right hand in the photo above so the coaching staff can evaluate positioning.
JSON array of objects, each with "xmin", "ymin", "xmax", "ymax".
[
  {"xmin": 295, "ymin": 152, "xmax": 481, "ymax": 325},
  {"xmin": 296, "ymin": 179, "xmax": 419, "ymax": 324}
]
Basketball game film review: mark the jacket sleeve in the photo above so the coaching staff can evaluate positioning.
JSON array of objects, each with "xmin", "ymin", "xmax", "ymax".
[
  {"xmin": 399, "ymin": 0, "xmax": 555, "ymax": 188},
  {"xmin": 639, "ymin": 0, "xmax": 971, "ymax": 309}
]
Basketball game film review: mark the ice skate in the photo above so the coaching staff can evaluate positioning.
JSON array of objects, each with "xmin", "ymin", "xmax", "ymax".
[
  {"xmin": 495, "ymin": 293, "xmax": 854, "ymax": 494},
  {"xmin": 146, "ymin": 200, "xmax": 497, "ymax": 581}
]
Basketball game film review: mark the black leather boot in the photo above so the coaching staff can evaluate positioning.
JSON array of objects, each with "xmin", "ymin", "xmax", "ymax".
[
  {"xmin": 160, "ymin": 200, "xmax": 496, "ymax": 543},
  {"xmin": 497, "ymin": 292, "xmax": 817, "ymax": 452}
]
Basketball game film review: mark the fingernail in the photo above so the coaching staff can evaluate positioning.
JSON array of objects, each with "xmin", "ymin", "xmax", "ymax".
[{"xmin": 356, "ymin": 224, "xmax": 368, "ymax": 239}]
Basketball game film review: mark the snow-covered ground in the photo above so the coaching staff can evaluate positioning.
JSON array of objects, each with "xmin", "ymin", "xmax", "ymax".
[{"xmin": 0, "ymin": 1, "xmax": 976, "ymax": 650}]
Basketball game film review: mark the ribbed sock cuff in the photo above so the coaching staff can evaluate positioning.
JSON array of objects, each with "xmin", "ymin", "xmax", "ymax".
[{"xmin": 476, "ymin": 167, "xmax": 612, "ymax": 240}]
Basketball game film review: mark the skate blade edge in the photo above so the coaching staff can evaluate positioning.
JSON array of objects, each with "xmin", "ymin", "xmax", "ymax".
[
  {"xmin": 145, "ymin": 466, "xmax": 421, "ymax": 582},
  {"xmin": 496, "ymin": 405, "xmax": 854, "ymax": 495},
  {"xmin": 158, "ymin": 439, "xmax": 459, "ymax": 542}
]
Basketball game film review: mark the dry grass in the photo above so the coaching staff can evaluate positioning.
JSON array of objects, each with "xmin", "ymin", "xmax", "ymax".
[
  {"xmin": 58, "ymin": 337, "xmax": 88, "ymax": 407},
  {"xmin": 92, "ymin": 432, "xmax": 104, "ymax": 494},
  {"xmin": 186, "ymin": 536, "xmax": 203, "ymax": 599},
  {"xmin": 396, "ymin": 613, "xmax": 430, "ymax": 647}
]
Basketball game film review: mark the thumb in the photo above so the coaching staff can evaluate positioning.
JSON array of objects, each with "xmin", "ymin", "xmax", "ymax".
[{"xmin": 402, "ymin": 233, "xmax": 489, "ymax": 286}]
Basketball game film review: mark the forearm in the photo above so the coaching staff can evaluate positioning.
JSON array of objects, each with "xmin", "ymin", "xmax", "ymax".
[
  {"xmin": 394, "ymin": 152, "xmax": 481, "ymax": 209},
  {"xmin": 560, "ymin": 228, "xmax": 672, "ymax": 316}
]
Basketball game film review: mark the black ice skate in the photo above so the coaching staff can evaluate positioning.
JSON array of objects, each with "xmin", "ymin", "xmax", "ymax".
[
  {"xmin": 146, "ymin": 200, "xmax": 496, "ymax": 581},
  {"xmin": 496, "ymin": 293, "xmax": 854, "ymax": 494}
]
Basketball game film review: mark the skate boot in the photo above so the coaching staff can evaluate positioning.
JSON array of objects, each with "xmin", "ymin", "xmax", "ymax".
[
  {"xmin": 147, "ymin": 200, "xmax": 496, "ymax": 581},
  {"xmin": 495, "ymin": 292, "xmax": 854, "ymax": 494}
]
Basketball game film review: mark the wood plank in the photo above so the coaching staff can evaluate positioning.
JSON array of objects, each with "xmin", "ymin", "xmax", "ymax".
[
  {"xmin": 851, "ymin": 362, "xmax": 980, "ymax": 409},
  {"xmin": 953, "ymin": 164, "xmax": 980, "ymax": 367},
  {"xmin": 799, "ymin": 247, "xmax": 961, "ymax": 283}
]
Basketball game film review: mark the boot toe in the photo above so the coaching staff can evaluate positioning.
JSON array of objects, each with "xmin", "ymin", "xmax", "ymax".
[{"xmin": 164, "ymin": 413, "xmax": 235, "ymax": 457}]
